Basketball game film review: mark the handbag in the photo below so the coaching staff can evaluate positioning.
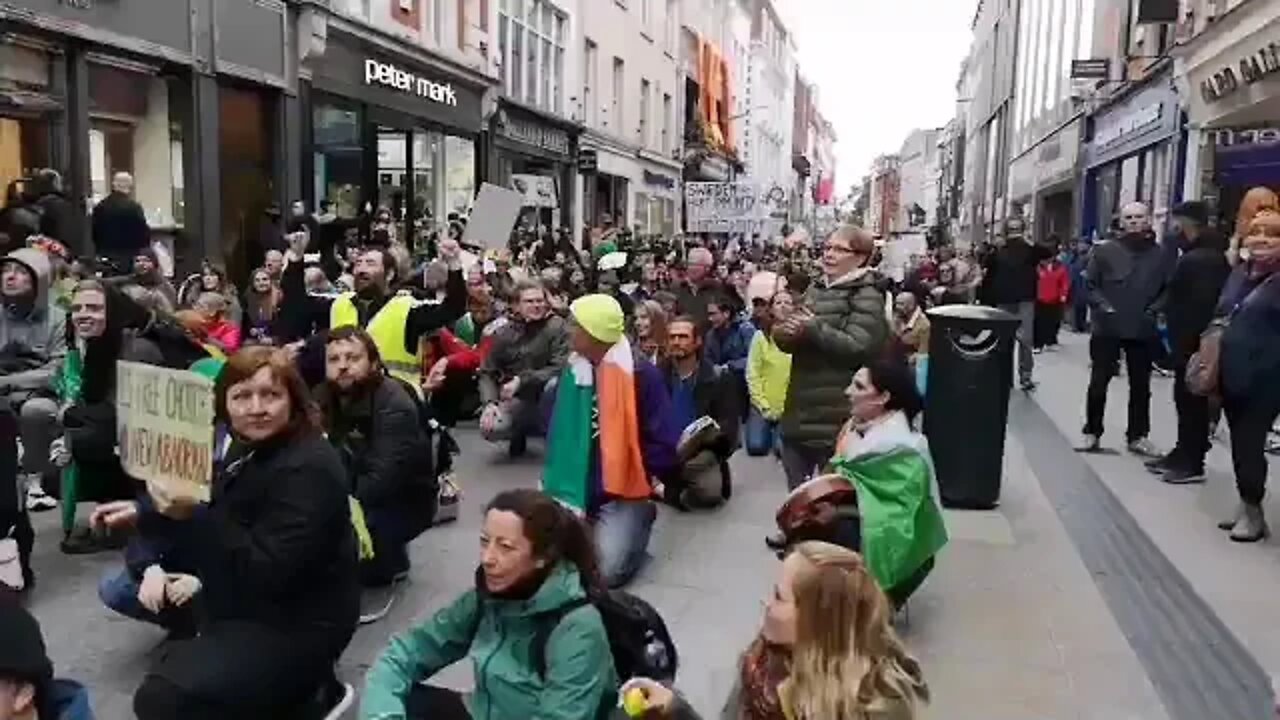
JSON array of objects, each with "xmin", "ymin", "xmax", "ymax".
[
  {"xmin": 0, "ymin": 526, "xmax": 24, "ymax": 592},
  {"xmin": 1185, "ymin": 321, "xmax": 1226, "ymax": 398}
]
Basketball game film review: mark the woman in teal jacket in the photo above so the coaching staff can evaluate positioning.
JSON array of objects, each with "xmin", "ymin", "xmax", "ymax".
[{"xmin": 361, "ymin": 489, "xmax": 618, "ymax": 720}]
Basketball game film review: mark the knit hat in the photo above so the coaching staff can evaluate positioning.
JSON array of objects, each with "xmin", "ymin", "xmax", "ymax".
[
  {"xmin": 569, "ymin": 294, "xmax": 625, "ymax": 344},
  {"xmin": 0, "ymin": 600, "xmax": 53, "ymax": 683}
]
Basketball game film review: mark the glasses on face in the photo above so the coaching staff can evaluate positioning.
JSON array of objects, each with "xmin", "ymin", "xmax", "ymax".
[{"xmin": 823, "ymin": 243, "xmax": 855, "ymax": 255}]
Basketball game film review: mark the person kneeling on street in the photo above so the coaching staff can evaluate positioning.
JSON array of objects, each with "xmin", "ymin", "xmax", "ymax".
[
  {"xmin": 360, "ymin": 489, "xmax": 617, "ymax": 720},
  {"xmin": 97, "ymin": 506, "xmax": 202, "ymax": 640},
  {"xmin": 655, "ymin": 316, "xmax": 741, "ymax": 510},
  {"xmin": 0, "ymin": 600, "xmax": 94, "ymax": 720},
  {"xmin": 93, "ymin": 347, "xmax": 359, "ymax": 720},
  {"xmin": 314, "ymin": 326, "xmax": 436, "ymax": 588}
]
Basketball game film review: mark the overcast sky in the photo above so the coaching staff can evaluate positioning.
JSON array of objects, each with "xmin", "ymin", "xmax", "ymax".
[{"xmin": 776, "ymin": 1, "xmax": 976, "ymax": 193}]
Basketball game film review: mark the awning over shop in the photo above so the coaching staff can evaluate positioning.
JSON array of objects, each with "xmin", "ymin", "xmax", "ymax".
[
  {"xmin": 0, "ymin": 90, "xmax": 62, "ymax": 115},
  {"xmin": 1215, "ymin": 142, "xmax": 1280, "ymax": 187}
]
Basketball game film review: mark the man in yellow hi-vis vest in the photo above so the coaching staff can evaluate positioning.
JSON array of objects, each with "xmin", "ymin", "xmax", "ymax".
[{"xmin": 281, "ymin": 233, "xmax": 466, "ymax": 387}]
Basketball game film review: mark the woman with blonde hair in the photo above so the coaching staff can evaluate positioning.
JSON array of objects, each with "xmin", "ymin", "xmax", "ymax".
[
  {"xmin": 622, "ymin": 541, "xmax": 928, "ymax": 720},
  {"xmin": 633, "ymin": 299, "xmax": 669, "ymax": 364},
  {"xmin": 1227, "ymin": 187, "xmax": 1279, "ymax": 265}
]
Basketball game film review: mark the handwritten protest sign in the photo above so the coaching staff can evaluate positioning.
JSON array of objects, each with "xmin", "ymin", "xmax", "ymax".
[
  {"xmin": 463, "ymin": 182, "xmax": 525, "ymax": 250},
  {"xmin": 116, "ymin": 361, "xmax": 216, "ymax": 502},
  {"xmin": 684, "ymin": 182, "xmax": 789, "ymax": 234}
]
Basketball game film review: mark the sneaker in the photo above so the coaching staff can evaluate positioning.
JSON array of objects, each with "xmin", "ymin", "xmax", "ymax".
[
  {"xmin": 1020, "ymin": 379, "xmax": 1038, "ymax": 392},
  {"xmin": 1127, "ymin": 437, "xmax": 1161, "ymax": 458},
  {"xmin": 1082, "ymin": 434, "xmax": 1103, "ymax": 452},
  {"xmin": 1230, "ymin": 504, "xmax": 1270, "ymax": 543},
  {"xmin": 1161, "ymin": 467, "xmax": 1206, "ymax": 485},
  {"xmin": 1032, "ymin": 347, "xmax": 1044, "ymax": 355},
  {"xmin": 24, "ymin": 476, "xmax": 57, "ymax": 512},
  {"xmin": 1144, "ymin": 451, "xmax": 1180, "ymax": 474},
  {"xmin": 1219, "ymin": 503, "xmax": 1246, "ymax": 531}
]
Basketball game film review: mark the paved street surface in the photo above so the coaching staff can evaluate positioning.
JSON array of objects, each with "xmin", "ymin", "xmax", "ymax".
[{"xmin": 20, "ymin": 332, "xmax": 1280, "ymax": 718}]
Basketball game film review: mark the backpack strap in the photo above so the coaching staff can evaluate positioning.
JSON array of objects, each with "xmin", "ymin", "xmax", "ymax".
[{"xmin": 530, "ymin": 597, "xmax": 593, "ymax": 680}]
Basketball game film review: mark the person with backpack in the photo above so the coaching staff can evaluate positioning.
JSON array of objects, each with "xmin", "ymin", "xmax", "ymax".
[{"xmin": 360, "ymin": 489, "xmax": 620, "ymax": 720}]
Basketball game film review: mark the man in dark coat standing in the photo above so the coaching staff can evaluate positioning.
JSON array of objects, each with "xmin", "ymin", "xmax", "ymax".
[
  {"xmin": 91, "ymin": 172, "xmax": 150, "ymax": 271},
  {"xmin": 1146, "ymin": 201, "xmax": 1230, "ymax": 484}
]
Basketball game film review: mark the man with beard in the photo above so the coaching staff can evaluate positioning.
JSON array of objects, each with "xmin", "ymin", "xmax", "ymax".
[
  {"xmin": 315, "ymin": 327, "xmax": 434, "ymax": 603},
  {"xmin": 281, "ymin": 233, "xmax": 466, "ymax": 386},
  {"xmin": 129, "ymin": 248, "xmax": 176, "ymax": 313},
  {"xmin": 1081, "ymin": 202, "xmax": 1169, "ymax": 455},
  {"xmin": 478, "ymin": 279, "xmax": 569, "ymax": 457},
  {"xmin": 0, "ymin": 249, "xmax": 66, "ymax": 514}
]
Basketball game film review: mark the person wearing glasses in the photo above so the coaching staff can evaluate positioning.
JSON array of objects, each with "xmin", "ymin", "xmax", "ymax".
[{"xmin": 772, "ymin": 225, "xmax": 890, "ymax": 492}]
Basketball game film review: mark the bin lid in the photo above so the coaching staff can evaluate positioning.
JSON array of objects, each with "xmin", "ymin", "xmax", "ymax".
[{"xmin": 927, "ymin": 304, "xmax": 1020, "ymax": 324}]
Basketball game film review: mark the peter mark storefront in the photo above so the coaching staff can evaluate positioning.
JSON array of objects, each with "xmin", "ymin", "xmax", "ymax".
[
  {"xmin": 1175, "ymin": 0, "xmax": 1280, "ymax": 224},
  {"xmin": 1080, "ymin": 66, "xmax": 1183, "ymax": 239},
  {"xmin": 0, "ymin": 0, "xmax": 295, "ymax": 278},
  {"xmin": 304, "ymin": 20, "xmax": 490, "ymax": 250}
]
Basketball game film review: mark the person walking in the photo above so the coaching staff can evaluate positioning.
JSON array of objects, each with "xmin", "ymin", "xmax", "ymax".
[
  {"xmin": 1146, "ymin": 201, "xmax": 1230, "ymax": 485},
  {"xmin": 978, "ymin": 217, "xmax": 1047, "ymax": 390},
  {"xmin": 1081, "ymin": 202, "xmax": 1168, "ymax": 456},
  {"xmin": 774, "ymin": 224, "xmax": 888, "ymax": 491}
]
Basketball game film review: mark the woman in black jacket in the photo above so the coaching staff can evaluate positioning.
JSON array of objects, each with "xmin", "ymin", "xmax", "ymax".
[{"xmin": 92, "ymin": 346, "xmax": 359, "ymax": 719}]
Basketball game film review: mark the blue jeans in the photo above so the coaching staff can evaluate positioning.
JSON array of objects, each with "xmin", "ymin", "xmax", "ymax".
[
  {"xmin": 99, "ymin": 568, "xmax": 196, "ymax": 632},
  {"xmin": 593, "ymin": 499, "xmax": 656, "ymax": 588},
  {"xmin": 744, "ymin": 407, "xmax": 779, "ymax": 457}
]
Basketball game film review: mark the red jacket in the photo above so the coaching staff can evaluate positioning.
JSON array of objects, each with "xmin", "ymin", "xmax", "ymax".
[
  {"xmin": 422, "ymin": 327, "xmax": 494, "ymax": 377},
  {"xmin": 1037, "ymin": 261, "xmax": 1070, "ymax": 305}
]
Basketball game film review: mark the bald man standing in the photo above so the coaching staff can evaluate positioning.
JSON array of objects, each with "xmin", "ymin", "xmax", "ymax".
[
  {"xmin": 91, "ymin": 171, "xmax": 150, "ymax": 270},
  {"xmin": 1081, "ymin": 202, "xmax": 1170, "ymax": 455}
]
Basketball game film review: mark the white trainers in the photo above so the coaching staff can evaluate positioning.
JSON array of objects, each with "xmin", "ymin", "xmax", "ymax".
[
  {"xmin": 1127, "ymin": 437, "xmax": 1161, "ymax": 458},
  {"xmin": 25, "ymin": 475, "xmax": 57, "ymax": 512}
]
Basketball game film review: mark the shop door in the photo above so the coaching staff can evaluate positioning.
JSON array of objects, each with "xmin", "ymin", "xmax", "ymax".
[
  {"xmin": 219, "ymin": 86, "xmax": 276, "ymax": 284},
  {"xmin": 375, "ymin": 127, "xmax": 410, "ymax": 245}
]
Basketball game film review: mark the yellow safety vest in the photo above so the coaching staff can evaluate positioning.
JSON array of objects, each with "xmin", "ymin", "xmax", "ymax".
[{"xmin": 329, "ymin": 294, "xmax": 421, "ymax": 386}]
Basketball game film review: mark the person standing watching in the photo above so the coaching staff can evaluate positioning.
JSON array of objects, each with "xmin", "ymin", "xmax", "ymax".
[
  {"xmin": 1081, "ymin": 202, "xmax": 1169, "ymax": 455},
  {"xmin": 978, "ymin": 217, "xmax": 1047, "ymax": 390},
  {"xmin": 91, "ymin": 172, "xmax": 150, "ymax": 272},
  {"xmin": 773, "ymin": 225, "xmax": 888, "ymax": 490},
  {"xmin": 1033, "ymin": 249, "xmax": 1070, "ymax": 351},
  {"xmin": 745, "ymin": 290, "xmax": 793, "ymax": 457},
  {"xmin": 1146, "ymin": 202, "xmax": 1230, "ymax": 485},
  {"xmin": 675, "ymin": 247, "xmax": 724, "ymax": 325}
]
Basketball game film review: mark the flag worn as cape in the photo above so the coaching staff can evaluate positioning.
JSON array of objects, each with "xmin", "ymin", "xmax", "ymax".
[{"xmin": 831, "ymin": 411, "xmax": 948, "ymax": 592}]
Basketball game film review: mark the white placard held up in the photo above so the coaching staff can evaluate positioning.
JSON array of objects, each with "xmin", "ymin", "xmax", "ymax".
[
  {"xmin": 116, "ymin": 361, "xmax": 216, "ymax": 503},
  {"xmin": 462, "ymin": 183, "xmax": 525, "ymax": 250}
]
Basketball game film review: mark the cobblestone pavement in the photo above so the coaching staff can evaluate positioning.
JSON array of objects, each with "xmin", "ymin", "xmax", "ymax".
[{"xmin": 22, "ymin": 336, "xmax": 1280, "ymax": 717}]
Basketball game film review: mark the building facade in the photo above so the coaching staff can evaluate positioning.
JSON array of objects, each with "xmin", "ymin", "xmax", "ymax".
[
  {"xmin": 679, "ymin": 0, "xmax": 747, "ymax": 197},
  {"xmin": 0, "ymin": 0, "xmax": 304, "ymax": 278},
  {"xmin": 868, "ymin": 154, "xmax": 901, "ymax": 239},
  {"xmin": 897, "ymin": 128, "xmax": 939, "ymax": 233},
  {"xmin": 575, "ymin": 0, "xmax": 683, "ymax": 236},
  {"xmin": 790, "ymin": 72, "xmax": 814, "ymax": 223},
  {"xmin": 742, "ymin": 0, "xmax": 795, "ymax": 222},
  {"xmin": 960, "ymin": 0, "xmax": 1020, "ymax": 244}
]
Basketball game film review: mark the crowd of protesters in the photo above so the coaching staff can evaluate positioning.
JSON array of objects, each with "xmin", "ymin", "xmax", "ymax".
[{"xmin": 4, "ymin": 171, "xmax": 1276, "ymax": 718}]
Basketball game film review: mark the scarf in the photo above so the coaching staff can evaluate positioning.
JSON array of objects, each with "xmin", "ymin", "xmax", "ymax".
[
  {"xmin": 740, "ymin": 638, "xmax": 791, "ymax": 720},
  {"xmin": 543, "ymin": 336, "xmax": 648, "ymax": 511}
]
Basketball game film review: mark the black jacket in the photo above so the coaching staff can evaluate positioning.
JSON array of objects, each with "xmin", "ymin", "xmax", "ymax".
[
  {"xmin": 33, "ymin": 192, "xmax": 78, "ymax": 252},
  {"xmin": 315, "ymin": 376, "xmax": 435, "ymax": 510},
  {"xmin": 1166, "ymin": 237, "xmax": 1230, "ymax": 361},
  {"xmin": 980, "ymin": 240, "xmax": 1049, "ymax": 305},
  {"xmin": 193, "ymin": 431, "xmax": 359, "ymax": 635},
  {"xmin": 1085, "ymin": 232, "xmax": 1169, "ymax": 340},
  {"xmin": 91, "ymin": 192, "xmax": 150, "ymax": 258}
]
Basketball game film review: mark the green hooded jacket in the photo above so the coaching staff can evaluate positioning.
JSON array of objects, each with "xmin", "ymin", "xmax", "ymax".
[{"xmin": 361, "ymin": 562, "xmax": 618, "ymax": 720}]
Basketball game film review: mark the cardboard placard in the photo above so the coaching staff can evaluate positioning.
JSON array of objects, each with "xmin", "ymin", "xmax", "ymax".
[
  {"xmin": 462, "ymin": 183, "xmax": 525, "ymax": 250},
  {"xmin": 116, "ymin": 361, "xmax": 216, "ymax": 502}
]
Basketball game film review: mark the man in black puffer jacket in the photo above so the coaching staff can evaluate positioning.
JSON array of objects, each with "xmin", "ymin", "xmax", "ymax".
[
  {"xmin": 978, "ymin": 216, "xmax": 1051, "ymax": 391},
  {"xmin": 774, "ymin": 224, "xmax": 889, "ymax": 490}
]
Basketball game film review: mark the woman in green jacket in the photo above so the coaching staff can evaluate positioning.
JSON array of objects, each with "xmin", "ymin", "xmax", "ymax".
[{"xmin": 361, "ymin": 489, "xmax": 618, "ymax": 720}]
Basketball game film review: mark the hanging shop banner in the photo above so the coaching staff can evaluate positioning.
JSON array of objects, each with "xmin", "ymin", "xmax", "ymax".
[
  {"xmin": 116, "ymin": 361, "xmax": 216, "ymax": 503},
  {"xmin": 685, "ymin": 182, "xmax": 789, "ymax": 233}
]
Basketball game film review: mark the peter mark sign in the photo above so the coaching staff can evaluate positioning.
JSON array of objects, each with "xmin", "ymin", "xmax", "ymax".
[
  {"xmin": 116, "ymin": 361, "xmax": 216, "ymax": 503},
  {"xmin": 364, "ymin": 59, "xmax": 459, "ymax": 106}
]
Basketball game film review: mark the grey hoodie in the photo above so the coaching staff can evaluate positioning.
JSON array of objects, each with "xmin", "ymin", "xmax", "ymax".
[{"xmin": 0, "ymin": 247, "xmax": 66, "ymax": 393}]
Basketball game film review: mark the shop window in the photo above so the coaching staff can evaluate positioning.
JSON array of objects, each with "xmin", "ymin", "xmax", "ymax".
[
  {"xmin": 313, "ymin": 103, "xmax": 362, "ymax": 219},
  {"xmin": 634, "ymin": 191, "xmax": 648, "ymax": 233},
  {"xmin": 219, "ymin": 85, "xmax": 275, "ymax": 282},
  {"xmin": 87, "ymin": 65, "xmax": 185, "ymax": 229},
  {"xmin": 0, "ymin": 118, "xmax": 50, "ymax": 206}
]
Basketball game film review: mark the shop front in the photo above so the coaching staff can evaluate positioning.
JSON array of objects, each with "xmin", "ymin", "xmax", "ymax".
[
  {"xmin": 1080, "ymin": 69, "xmax": 1183, "ymax": 239},
  {"xmin": 577, "ymin": 129, "xmax": 633, "ymax": 231},
  {"xmin": 1175, "ymin": 0, "xmax": 1280, "ymax": 224},
  {"xmin": 1006, "ymin": 117, "xmax": 1082, "ymax": 243},
  {"xmin": 305, "ymin": 23, "xmax": 490, "ymax": 250},
  {"xmin": 633, "ymin": 156, "xmax": 681, "ymax": 240},
  {"xmin": 0, "ymin": 0, "xmax": 294, "ymax": 278},
  {"xmin": 484, "ymin": 98, "xmax": 579, "ymax": 232}
]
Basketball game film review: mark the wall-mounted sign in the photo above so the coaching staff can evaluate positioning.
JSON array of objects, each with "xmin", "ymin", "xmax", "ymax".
[
  {"xmin": 363, "ymin": 59, "xmax": 458, "ymax": 106},
  {"xmin": 1201, "ymin": 41, "xmax": 1280, "ymax": 103},
  {"xmin": 577, "ymin": 148, "xmax": 599, "ymax": 173},
  {"xmin": 643, "ymin": 170, "xmax": 676, "ymax": 190},
  {"xmin": 1095, "ymin": 102, "xmax": 1163, "ymax": 148},
  {"xmin": 496, "ymin": 110, "xmax": 571, "ymax": 156},
  {"xmin": 1205, "ymin": 126, "xmax": 1280, "ymax": 147},
  {"xmin": 1071, "ymin": 59, "xmax": 1111, "ymax": 80},
  {"xmin": 58, "ymin": 0, "xmax": 98, "ymax": 8}
]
